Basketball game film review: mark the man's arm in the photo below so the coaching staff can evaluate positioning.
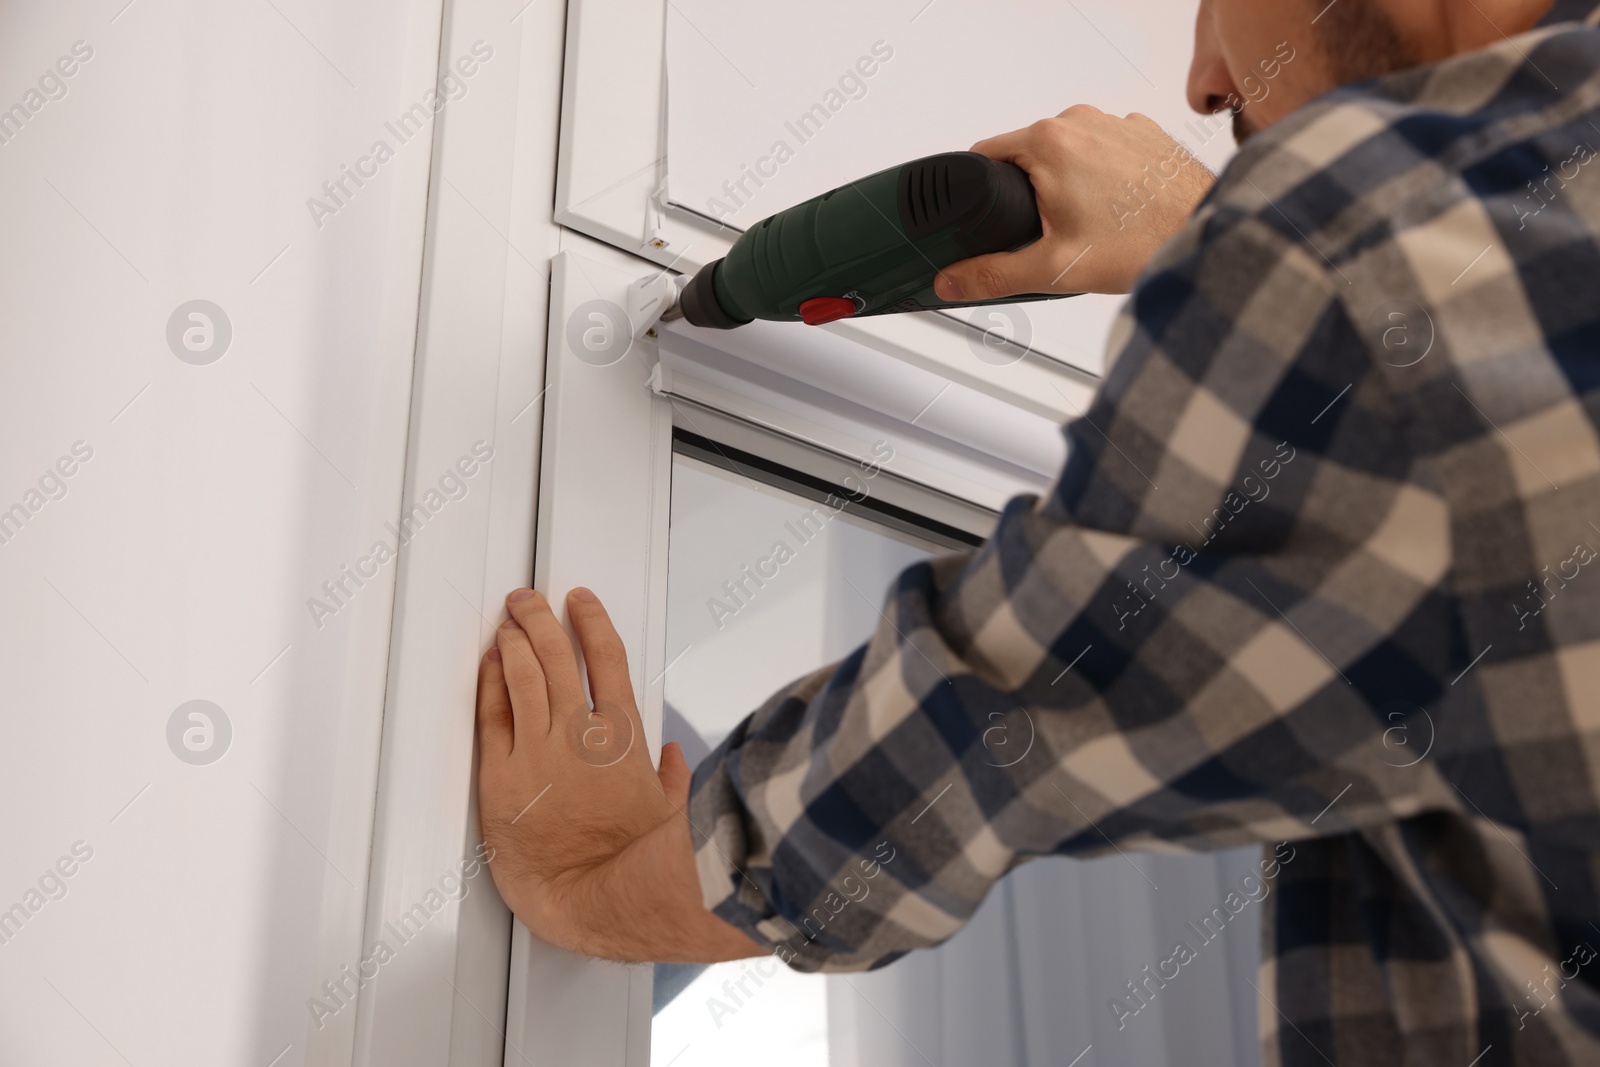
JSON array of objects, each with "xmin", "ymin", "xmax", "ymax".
[
  {"xmin": 684, "ymin": 120, "xmax": 1456, "ymax": 971},
  {"xmin": 470, "ymin": 109, "xmax": 1221, "ymax": 964},
  {"xmin": 473, "ymin": 108, "xmax": 1452, "ymax": 967},
  {"xmin": 681, "ymin": 103, "xmax": 1465, "ymax": 972}
]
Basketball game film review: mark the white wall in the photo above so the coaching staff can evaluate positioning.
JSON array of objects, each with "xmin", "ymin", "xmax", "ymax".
[{"xmin": 0, "ymin": 1, "xmax": 448, "ymax": 1063}]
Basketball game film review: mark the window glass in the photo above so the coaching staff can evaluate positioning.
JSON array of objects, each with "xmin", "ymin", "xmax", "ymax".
[
  {"xmin": 661, "ymin": 455, "xmax": 938, "ymax": 749},
  {"xmin": 652, "ymin": 452, "xmax": 940, "ymax": 1065}
]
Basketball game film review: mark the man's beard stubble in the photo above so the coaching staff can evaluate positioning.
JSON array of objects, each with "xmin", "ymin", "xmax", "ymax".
[
  {"xmin": 1232, "ymin": 0, "xmax": 1418, "ymax": 145},
  {"xmin": 1308, "ymin": 0, "xmax": 1419, "ymax": 86}
]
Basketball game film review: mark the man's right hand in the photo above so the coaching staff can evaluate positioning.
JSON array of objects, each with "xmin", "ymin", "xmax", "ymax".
[{"xmin": 934, "ymin": 105, "xmax": 1215, "ymax": 300}]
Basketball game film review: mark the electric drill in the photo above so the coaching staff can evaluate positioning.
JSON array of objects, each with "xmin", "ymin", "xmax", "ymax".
[{"xmin": 664, "ymin": 151, "xmax": 1070, "ymax": 330}]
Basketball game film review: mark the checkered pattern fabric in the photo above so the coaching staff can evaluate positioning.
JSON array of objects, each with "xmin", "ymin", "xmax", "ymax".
[{"xmin": 689, "ymin": 8, "xmax": 1600, "ymax": 1064}]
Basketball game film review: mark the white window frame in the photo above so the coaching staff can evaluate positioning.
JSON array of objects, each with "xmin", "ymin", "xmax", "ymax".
[
  {"xmin": 362, "ymin": 0, "xmax": 1101, "ymax": 1062},
  {"xmin": 348, "ymin": 0, "xmax": 568, "ymax": 1063},
  {"xmin": 508, "ymin": 232, "xmax": 1084, "ymax": 1064}
]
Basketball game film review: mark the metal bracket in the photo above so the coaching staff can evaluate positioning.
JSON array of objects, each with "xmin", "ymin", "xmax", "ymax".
[
  {"xmin": 645, "ymin": 174, "xmax": 672, "ymax": 251},
  {"xmin": 627, "ymin": 273, "xmax": 680, "ymax": 339}
]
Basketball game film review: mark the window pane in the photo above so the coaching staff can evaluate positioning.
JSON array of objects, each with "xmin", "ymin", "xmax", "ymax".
[
  {"xmin": 662, "ymin": 455, "xmax": 939, "ymax": 749},
  {"xmin": 653, "ymin": 453, "xmax": 939, "ymax": 1066}
]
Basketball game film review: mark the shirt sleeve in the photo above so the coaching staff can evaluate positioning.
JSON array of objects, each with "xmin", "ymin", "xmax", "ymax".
[{"xmin": 686, "ymin": 164, "xmax": 1458, "ymax": 973}]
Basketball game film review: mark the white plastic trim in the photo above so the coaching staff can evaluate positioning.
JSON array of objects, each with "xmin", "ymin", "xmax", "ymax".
[{"xmin": 353, "ymin": 1, "xmax": 567, "ymax": 1064}]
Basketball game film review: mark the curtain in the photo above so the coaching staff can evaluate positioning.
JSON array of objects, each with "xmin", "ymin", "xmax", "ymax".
[{"xmin": 827, "ymin": 848, "xmax": 1264, "ymax": 1067}]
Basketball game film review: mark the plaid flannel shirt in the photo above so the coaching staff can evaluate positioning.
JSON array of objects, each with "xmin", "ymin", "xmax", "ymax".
[{"xmin": 689, "ymin": 5, "xmax": 1600, "ymax": 1063}]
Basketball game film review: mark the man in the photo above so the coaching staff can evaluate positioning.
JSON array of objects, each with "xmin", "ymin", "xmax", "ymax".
[{"xmin": 476, "ymin": 1, "xmax": 1600, "ymax": 1062}]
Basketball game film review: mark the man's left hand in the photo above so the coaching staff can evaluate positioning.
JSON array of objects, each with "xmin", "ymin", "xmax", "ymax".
[{"xmin": 475, "ymin": 586, "xmax": 762, "ymax": 963}]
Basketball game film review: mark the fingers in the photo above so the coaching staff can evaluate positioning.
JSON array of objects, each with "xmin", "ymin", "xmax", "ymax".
[
  {"xmin": 507, "ymin": 589, "xmax": 587, "ymax": 722},
  {"xmin": 566, "ymin": 588, "xmax": 639, "ymax": 717},
  {"xmin": 497, "ymin": 614, "xmax": 550, "ymax": 741},
  {"xmin": 968, "ymin": 124, "xmax": 1035, "ymax": 167},
  {"xmin": 935, "ymin": 238, "xmax": 1087, "ymax": 303},
  {"xmin": 947, "ymin": 115, "xmax": 1096, "ymax": 302},
  {"xmin": 476, "ymin": 646, "xmax": 514, "ymax": 763},
  {"xmin": 970, "ymin": 106, "xmax": 1100, "ymax": 170}
]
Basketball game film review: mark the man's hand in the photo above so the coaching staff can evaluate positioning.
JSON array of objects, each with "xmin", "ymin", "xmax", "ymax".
[
  {"xmin": 934, "ymin": 105, "xmax": 1215, "ymax": 299},
  {"xmin": 475, "ymin": 586, "xmax": 761, "ymax": 963}
]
